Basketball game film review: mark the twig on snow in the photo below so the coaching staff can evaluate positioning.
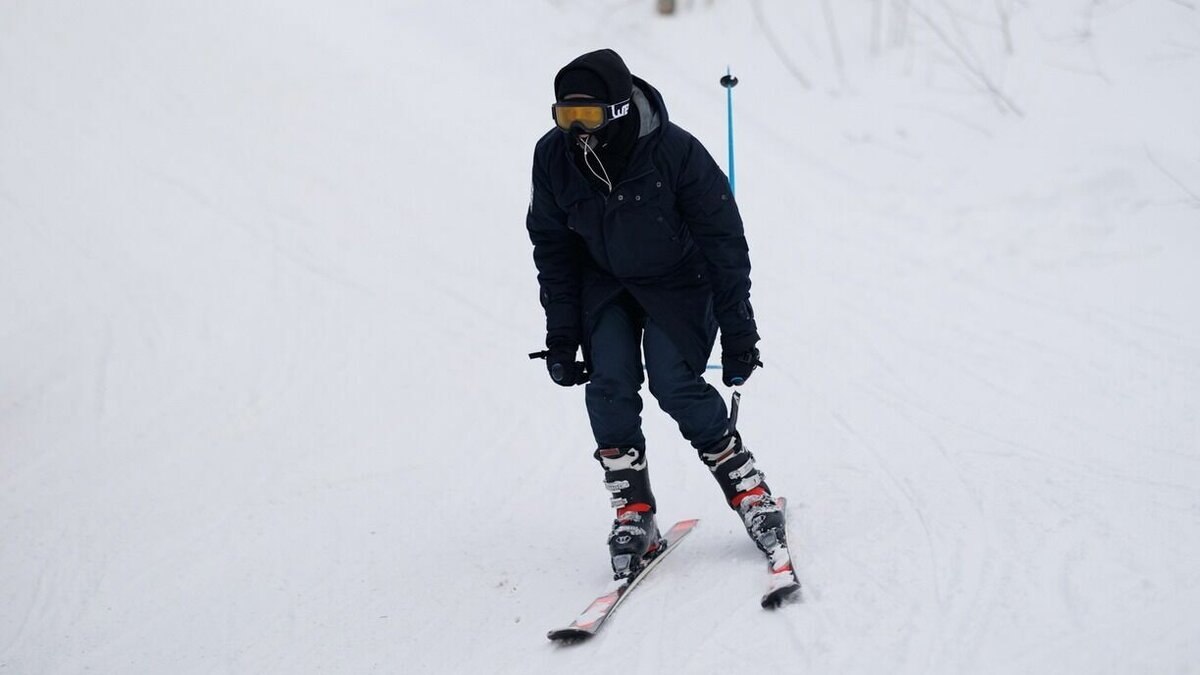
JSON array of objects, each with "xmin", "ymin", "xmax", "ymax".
[{"xmin": 1145, "ymin": 145, "xmax": 1200, "ymax": 207}]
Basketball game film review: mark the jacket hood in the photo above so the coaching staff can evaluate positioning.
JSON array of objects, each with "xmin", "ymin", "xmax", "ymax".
[
  {"xmin": 631, "ymin": 75, "xmax": 666, "ymax": 137},
  {"xmin": 620, "ymin": 75, "xmax": 667, "ymax": 175}
]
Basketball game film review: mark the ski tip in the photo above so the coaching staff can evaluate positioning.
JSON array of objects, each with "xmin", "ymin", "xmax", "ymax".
[
  {"xmin": 547, "ymin": 627, "xmax": 595, "ymax": 643},
  {"xmin": 761, "ymin": 582, "xmax": 802, "ymax": 609}
]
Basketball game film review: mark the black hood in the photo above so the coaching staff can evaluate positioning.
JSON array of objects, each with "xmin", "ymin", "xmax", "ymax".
[{"xmin": 554, "ymin": 48, "xmax": 633, "ymax": 104}]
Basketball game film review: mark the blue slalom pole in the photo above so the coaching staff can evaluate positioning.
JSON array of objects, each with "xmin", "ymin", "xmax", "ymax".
[{"xmin": 720, "ymin": 67, "xmax": 739, "ymax": 196}]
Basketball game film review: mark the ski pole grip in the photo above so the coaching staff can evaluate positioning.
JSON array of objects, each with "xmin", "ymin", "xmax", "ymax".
[
  {"xmin": 529, "ymin": 350, "xmax": 551, "ymax": 360},
  {"xmin": 729, "ymin": 391, "xmax": 741, "ymax": 434}
]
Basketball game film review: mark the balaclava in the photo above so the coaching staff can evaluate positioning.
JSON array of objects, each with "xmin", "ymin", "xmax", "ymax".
[{"xmin": 554, "ymin": 49, "xmax": 641, "ymax": 191}]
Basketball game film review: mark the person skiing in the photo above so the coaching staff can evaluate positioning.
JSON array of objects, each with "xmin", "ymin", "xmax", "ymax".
[{"xmin": 526, "ymin": 49, "xmax": 786, "ymax": 579}]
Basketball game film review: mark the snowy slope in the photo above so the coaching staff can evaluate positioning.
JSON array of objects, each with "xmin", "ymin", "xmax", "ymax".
[{"xmin": 2, "ymin": 1, "xmax": 1199, "ymax": 673}]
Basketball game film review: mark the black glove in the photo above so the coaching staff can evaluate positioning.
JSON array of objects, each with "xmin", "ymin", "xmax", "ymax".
[
  {"xmin": 531, "ymin": 340, "xmax": 590, "ymax": 387},
  {"xmin": 721, "ymin": 341, "xmax": 762, "ymax": 387}
]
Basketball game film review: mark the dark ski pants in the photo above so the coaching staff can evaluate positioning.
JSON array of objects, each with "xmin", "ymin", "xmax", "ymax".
[{"xmin": 585, "ymin": 296, "xmax": 729, "ymax": 452}]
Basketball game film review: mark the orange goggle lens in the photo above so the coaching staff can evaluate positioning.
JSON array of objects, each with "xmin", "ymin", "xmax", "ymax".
[
  {"xmin": 551, "ymin": 99, "xmax": 630, "ymax": 132},
  {"xmin": 552, "ymin": 104, "xmax": 606, "ymax": 132}
]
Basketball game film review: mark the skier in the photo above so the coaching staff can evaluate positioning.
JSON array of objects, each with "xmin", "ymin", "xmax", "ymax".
[{"xmin": 527, "ymin": 49, "xmax": 785, "ymax": 579}]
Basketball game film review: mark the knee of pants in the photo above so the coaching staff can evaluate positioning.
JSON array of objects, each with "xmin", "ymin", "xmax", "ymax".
[
  {"xmin": 587, "ymin": 365, "xmax": 643, "ymax": 403},
  {"xmin": 586, "ymin": 346, "xmax": 644, "ymax": 400},
  {"xmin": 586, "ymin": 379, "xmax": 645, "ymax": 449},
  {"xmin": 646, "ymin": 366, "xmax": 705, "ymax": 409},
  {"xmin": 585, "ymin": 374, "xmax": 644, "ymax": 421}
]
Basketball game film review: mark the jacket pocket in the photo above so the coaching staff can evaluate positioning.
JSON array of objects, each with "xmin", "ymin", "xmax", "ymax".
[{"xmin": 613, "ymin": 194, "xmax": 687, "ymax": 277}]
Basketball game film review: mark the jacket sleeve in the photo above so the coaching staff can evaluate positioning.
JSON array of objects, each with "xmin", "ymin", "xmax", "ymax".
[
  {"xmin": 675, "ymin": 136, "xmax": 760, "ymax": 350},
  {"xmin": 526, "ymin": 151, "xmax": 584, "ymax": 348}
]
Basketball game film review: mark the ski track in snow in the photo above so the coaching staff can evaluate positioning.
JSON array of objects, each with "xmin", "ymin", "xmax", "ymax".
[{"xmin": 2, "ymin": 0, "xmax": 1199, "ymax": 673}]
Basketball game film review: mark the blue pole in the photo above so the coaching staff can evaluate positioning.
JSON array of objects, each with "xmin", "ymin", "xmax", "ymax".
[{"xmin": 720, "ymin": 67, "xmax": 739, "ymax": 196}]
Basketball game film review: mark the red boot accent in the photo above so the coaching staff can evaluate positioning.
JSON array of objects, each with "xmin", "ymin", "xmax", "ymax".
[
  {"xmin": 617, "ymin": 502, "xmax": 653, "ymax": 517},
  {"xmin": 730, "ymin": 487, "xmax": 767, "ymax": 509}
]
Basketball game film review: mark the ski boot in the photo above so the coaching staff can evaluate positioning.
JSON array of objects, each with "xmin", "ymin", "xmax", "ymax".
[
  {"xmin": 736, "ymin": 490, "xmax": 787, "ymax": 554},
  {"xmin": 607, "ymin": 508, "xmax": 666, "ymax": 579},
  {"xmin": 594, "ymin": 446, "xmax": 663, "ymax": 578},
  {"xmin": 699, "ymin": 432, "xmax": 769, "ymax": 505},
  {"xmin": 698, "ymin": 432, "xmax": 786, "ymax": 553}
]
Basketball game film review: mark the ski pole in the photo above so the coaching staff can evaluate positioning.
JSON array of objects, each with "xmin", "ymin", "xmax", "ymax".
[{"xmin": 720, "ymin": 67, "xmax": 739, "ymax": 196}]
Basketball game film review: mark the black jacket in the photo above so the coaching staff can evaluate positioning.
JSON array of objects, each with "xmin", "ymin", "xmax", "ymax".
[{"xmin": 527, "ymin": 76, "xmax": 758, "ymax": 375}]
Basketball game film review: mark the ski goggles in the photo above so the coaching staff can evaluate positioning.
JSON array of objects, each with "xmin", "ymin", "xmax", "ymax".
[{"xmin": 551, "ymin": 98, "xmax": 631, "ymax": 133}]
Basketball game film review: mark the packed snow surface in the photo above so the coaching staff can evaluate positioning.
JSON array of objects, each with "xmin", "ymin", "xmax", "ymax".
[{"xmin": 2, "ymin": 1, "xmax": 1199, "ymax": 673}]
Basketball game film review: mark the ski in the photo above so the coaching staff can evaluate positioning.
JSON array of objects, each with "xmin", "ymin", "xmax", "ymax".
[
  {"xmin": 760, "ymin": 497, "xmax": 801, "ymax": 608},
  {"xmin": 547, "ymin": 518, "xmax": 700, "ymax": 642}
]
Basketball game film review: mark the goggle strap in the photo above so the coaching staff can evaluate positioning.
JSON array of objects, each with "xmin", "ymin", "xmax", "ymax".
[{"xmin": 606, "ymin": 99, "xmax": 631, "ymax": 120}]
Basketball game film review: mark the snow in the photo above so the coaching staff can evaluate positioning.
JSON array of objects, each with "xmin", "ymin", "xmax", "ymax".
[{"xmin": 2, "ymin": 0, "xmax": 1199, "ymax": 672}]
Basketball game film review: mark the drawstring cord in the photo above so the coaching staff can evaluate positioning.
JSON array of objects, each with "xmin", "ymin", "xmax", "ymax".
[{"xmin": 577, "ymin": 135, "xmax": 613, "ymax": 193}]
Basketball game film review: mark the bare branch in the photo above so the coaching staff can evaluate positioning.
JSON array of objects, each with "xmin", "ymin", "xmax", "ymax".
[
  {"xmin": 910, "ymin": 3, "xmax": 1025, "ymax": 116},
  {"xmin": 995, "ymin": 0, "xmax": 1014, "ymax": 54},
  {"xmin": 940, "ymin": 0, "xmax": 988, "ymax": 68},
  {"xmin": 749, "ymin": 0, "xmax": 813, "ymax": 89},
  {"xmin": 820, "ymin": 0, "xmax": 848, "ymax": 87}
]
